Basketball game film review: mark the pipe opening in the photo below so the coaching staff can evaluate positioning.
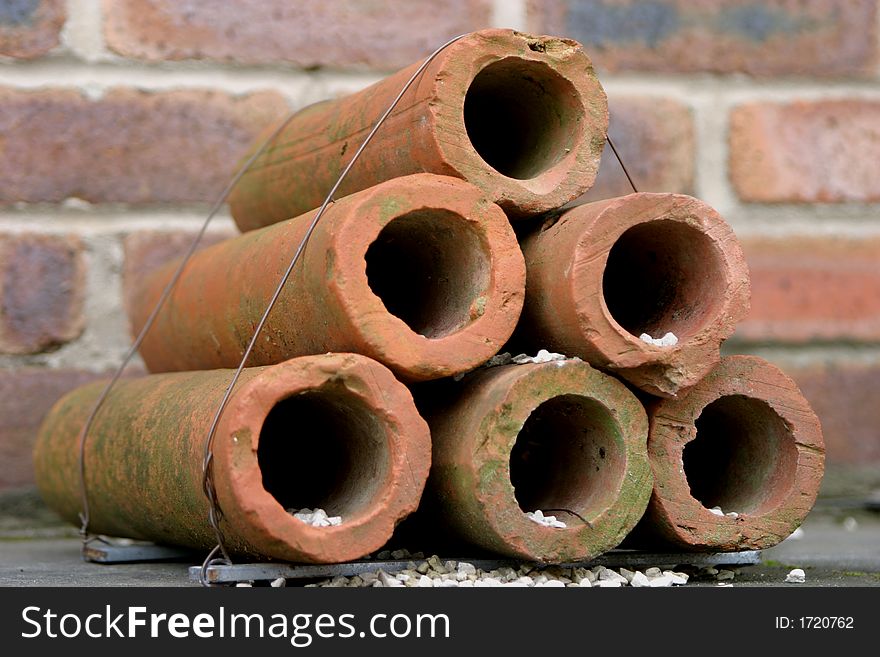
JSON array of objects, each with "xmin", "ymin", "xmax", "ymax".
[
  {"xmin": 366, "ymin": 209, "xmax": 491, "ymax": 339},
  {"xmin": 464, "ymin": 58, "xmax": 581, "ymax": 180},
  {"xmin": 257, "ymin": 387, "xmax": 391, "ymax": 519},
  {"xmin": 509, "ymin": 394, "xmax": 626, "ymax": 521},
  {"xmin": 602, "ymin": 219, "xmax": 726, "ymax": 341},
  {"xmin": 683, "ymin": 395, "xmax": 798, "ymax": 515}
]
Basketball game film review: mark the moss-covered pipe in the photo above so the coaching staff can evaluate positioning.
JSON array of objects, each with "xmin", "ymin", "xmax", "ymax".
[
  {"xmin": 33, "ymin": 353, "xmax": 431, "ymax": 563},
  {"xmin": 419, "ymin": 359, "xmax": 651, "ymax": 563}
]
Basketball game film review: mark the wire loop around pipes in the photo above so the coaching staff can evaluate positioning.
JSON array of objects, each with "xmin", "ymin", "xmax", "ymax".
[{"xmin": 70, "ymin": 33, "xmax": 467, "ymax": 586}]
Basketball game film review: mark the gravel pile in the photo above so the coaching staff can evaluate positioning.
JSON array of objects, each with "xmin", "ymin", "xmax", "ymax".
[
  {"xmin": 526, "ymin": 510, "xmax": 567, "ymax": 529},
  {"xmin": 638, "ymin": 332, "xmax": 678, "ymax": 347},
  {"xmin": 230, "ymin": 558, "xmax": 748, "ymax": 588},
  {"xmin": 302, "ymin": 556, "xmax": 698, "ymax": 588},
  {"xmin": 511, "ymin": 350, "xmax": 568, "ymax": 364},
  {"xmin": 453, "ymin": 350, "xmax": 573, "ymax": 380},
  {"xmin": 288, "ymin": 508, "xmax": 342, "ymax": 527}
]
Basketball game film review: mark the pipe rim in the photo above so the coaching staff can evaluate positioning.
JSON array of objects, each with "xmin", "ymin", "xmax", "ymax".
[
  {"xmin": 470, "ymin": 361, "xmax": 650, "ymax": 562},
  {"xmin": 571, "ymin": 193, "xmax": 749, "ymax": 394},
  {"xmin": 648, "ymin": 355, "xmax": 825, "ymax": 549},
  {"xmin": 331, "ymin": 174, "xmax": 525, "ymax": 381},
  {"xmin": 431, "ymin": 29, "xmax": 608, "ymax": 215},
  {"xmin": 214, "ymin": 353, "xmax": 431, "ymax": 563}
]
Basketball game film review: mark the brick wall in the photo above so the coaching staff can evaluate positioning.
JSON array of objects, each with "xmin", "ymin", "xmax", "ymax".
[{"xmin": 1, "ymin": 0, "xmax": 878, "ymax": 499}]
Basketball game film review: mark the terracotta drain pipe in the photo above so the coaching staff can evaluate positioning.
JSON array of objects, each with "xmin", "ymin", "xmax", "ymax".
[
  {"xmin": 418, "ymin": 359, "xmax": 651, "ymax": 563},
  {"xmin": 227, "ymin": 29, "xmax": 608, "ymax": 231},
  {"xmin": 631, "ymin": 355, "xmax": 824, "ymax": 551},
  {"xmin": 128, "ymin": 174, "xmax": 526, "ymax": 382},
  {"xmin": 516, "ymin": 193, "xmax": 750, "ymax": 397},
  {"xmin": 32, "ymin": 353, "xmax": 431, "ymax": 563}
]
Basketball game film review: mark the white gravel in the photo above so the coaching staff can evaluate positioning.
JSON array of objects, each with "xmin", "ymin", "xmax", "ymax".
[
  {"xmin": 453, "ymin": 350, "xmax": 579, "ymax": 380},
  {"xmin": 512, "ymin": 350, "xmax": 568, "ymax": 364},
  {"xmin": 785, "ymin": 568, "xmax": 806, "ymax": 584},
  {"xmin": 665, "ymin": 571, "xmax": 689, "ymax": 585},
  {"xmin": 630, "ymin": 572, "xmax": 651, "ymax": 587},
  {"xmin": 289, "ymin": 508, "xmax": 342, "ymax": 527},
  {"xmin": 299, "ymin": 552, "xmax": 693, "ymax": 588},
  {"xmin": 639, "ymin": 332, "xmax": 678, "ymax": 347},
  {"xmin": 526, "ymin": 509, "xmax": 567, "ymax": 529},
  {"xmin": 786, "ymin": 527, "xmax": 805, "ymax": 541}
]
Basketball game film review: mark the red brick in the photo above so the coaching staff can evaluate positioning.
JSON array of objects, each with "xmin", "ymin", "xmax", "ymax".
[
  {"xmin": 578, "ymin": 96, "xmax": 694, "ymax": 202},
  {"xmin": 0, "ymin": 234, "xmax": 85, "ymax": 354},
  {"xmin": 122, "ymin": 229, "xmax": 235, "ymax": 321},
  {"xmin": 0, "ymin": 88, "xmax": 289, "ymax": 205},
  {"xmin": 528, "ymin": 0, "xmax": 878, "ymax": 77},
  {"xmin": 730, "ymin": 100, "xmax": 880, "ymax": 203},
  {"xmin": 782, "ymin": 361, "xmax": 880, "ymax": 466},
  {"xmin": 0, "ymin": 0, "xmax": 65, "ymax": 59},
  {"xmin": 104, "ymin": 0, "xmax": 492, "ymax": 69},
  {"xmin": 736, "ymin": 236, "xmax": 880, "ymax": 342},
  {"xmin": 0, "ymin": 369, "xmax": 104, "ymax": 490}
]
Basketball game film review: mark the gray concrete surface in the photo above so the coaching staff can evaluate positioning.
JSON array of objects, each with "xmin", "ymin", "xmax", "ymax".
[{"xmin": 1, "ymin": 508, "xmax": 877, "ymax": 587}]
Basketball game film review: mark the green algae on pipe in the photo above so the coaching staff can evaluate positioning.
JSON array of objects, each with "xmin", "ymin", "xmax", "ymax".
[
  {"xmin": 33, "ymin": 353, "xmax": 431, "ymax": 563},
  {"xmin": 421, "ymin": 359, "xmax": 652, "ymax": 563}
]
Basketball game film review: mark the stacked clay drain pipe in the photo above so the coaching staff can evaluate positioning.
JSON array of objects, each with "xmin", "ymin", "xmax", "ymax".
[
  {"xmin": 417, "ymin": 360, "xmax": 652, "ymax": 563},
  {"xmin": 228, "ymin": 29, "xmax": 609, "ymax": 229},
  {"xmin": 515, "ymin": 193, "xmax": 750, "ymax": 398},
  {"xmin": 129, "ymin": 174, "xmax": 526, "ymax": 382},
  {"xmin": 33, "ymin": 355, "xmax": 431, "ymax": 563},
  {"xmin": 34, "ymin": 27, "xmax": 824, "ymax": 567},
  {"xmin": 630, "ymin": 356, "xmax": 824, "ymax": 551}
]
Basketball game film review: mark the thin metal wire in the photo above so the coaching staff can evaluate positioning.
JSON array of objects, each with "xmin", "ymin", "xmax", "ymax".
[
  {"xmin": 198, "ymin": 544, "xmax": 229, "ymax": 587},
  {"xmin": 606, "ymin": 134, "xmax": 639, "ymax": 194},
  {"xmin": 75, "ymin": 112, "xmax": 299, "ymax": 543},
  {"xmin": 197, "ymin": 32, "xmax": 468, "ymax": 586}
]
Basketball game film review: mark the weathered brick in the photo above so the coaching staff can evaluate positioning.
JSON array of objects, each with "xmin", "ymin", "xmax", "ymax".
[
  {"xmin": 736, "ymin": 236, "xmax": 880, "ymax": 343},
  {"xmin": 122, "ymin": 229, "xmax": 235, "ymax": 321},
  {"xmin": 0, "ymin": 234, "xmax": 85, "ymax": 354},
  {"xmin": 0, "ymin": 0, "xmax": 65, "ymax": 59},
  {"xmin": 578, "ymin": 96, "xmax": 694, "ymax": 202},
  {"xmin": 528, "ymin": 0, "xmax": 878, "ymax": 77},
  {"xmin": 730, "ymin": 100, "xmax": 880, "ymax": 203},
  {"xmin": 0, "ymin": 88, "xmax": 289, "ymax": 205},
  {"xmin": 0, "ymin": 369, "xmax": 104, "ymax": 490},
  {"xmin": 783, "ymin": 361, "xmax": 880, "ymax": 465},
  {"xmin": 104, "ymin": 0, "xmax": 492, "ymax": 69}
]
